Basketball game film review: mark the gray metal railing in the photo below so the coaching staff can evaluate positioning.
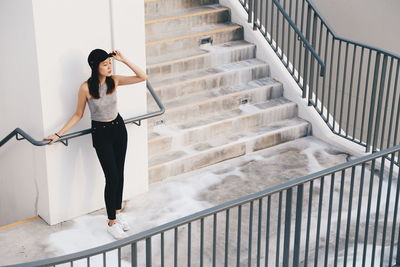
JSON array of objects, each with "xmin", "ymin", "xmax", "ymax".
[
  {"xmin": 241, "ymin": 0, "xmax": 400, "ymax": 154},
  {"xmin": 0, "ymin": 80, "xmax": 164, "ymax": 147},
  {"xmin": 6, "ymin": 143, "xmax": 400, "ymax": 266}
]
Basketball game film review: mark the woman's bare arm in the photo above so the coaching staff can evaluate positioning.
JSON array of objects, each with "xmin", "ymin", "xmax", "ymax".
[
  {"xmin": 44, "ymin": 83, "xmax": 88, "ymax": 145},
  {"xmin": 111, "ymin": 50, "xmax": 148, "ymax": 86}
]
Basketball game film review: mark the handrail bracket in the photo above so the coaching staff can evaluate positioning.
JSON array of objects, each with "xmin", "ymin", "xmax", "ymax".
[{"xmin": 15, "ymin": 133, "xmax": 25, "ymax": 141}]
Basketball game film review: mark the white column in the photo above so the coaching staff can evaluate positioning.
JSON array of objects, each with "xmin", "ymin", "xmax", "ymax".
[
  {"xmin": 0, "ymin": 0, "xmax": 49, "ymax": 227},
  {"xmin": 0, "ymin": 0, "xmax": 148, "ymax": 226}
]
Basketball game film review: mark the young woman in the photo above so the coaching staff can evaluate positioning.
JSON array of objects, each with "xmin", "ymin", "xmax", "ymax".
[{"xmin": 44, "ymin": 49, "xmax": 148, "ymax": 239}]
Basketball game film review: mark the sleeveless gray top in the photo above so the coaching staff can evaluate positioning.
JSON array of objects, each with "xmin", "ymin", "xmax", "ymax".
[{"xmin": 87, "ymin": 83, "xmax": 118, "ymax": 121}]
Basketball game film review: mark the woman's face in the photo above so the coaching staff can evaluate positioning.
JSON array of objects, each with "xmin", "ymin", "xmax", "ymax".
[{"xmin": 98, "ymin": 58, "xmax": 112, "ymax": 77}]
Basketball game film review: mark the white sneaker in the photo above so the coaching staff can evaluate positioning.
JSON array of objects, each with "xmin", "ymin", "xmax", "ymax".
[
  {"xmin": 116, "ymin": 213, "xmax": 130, "ymax": 231},
  {"xmin": 107, "ymin": 222, "xmax": 127, "ymax": 240}
]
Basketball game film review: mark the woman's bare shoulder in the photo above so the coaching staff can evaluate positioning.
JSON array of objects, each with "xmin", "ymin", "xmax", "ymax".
[
  {"xmin": 79, "ymin": 81, "xmax": 90, "ymax": 93},
  {"xmin": 80, "ymin": 81, "xmax": 89, "ymax": 90},
  {"xmin": 79, "ymin": 81, "xmax": 90, "ymax": 99}
]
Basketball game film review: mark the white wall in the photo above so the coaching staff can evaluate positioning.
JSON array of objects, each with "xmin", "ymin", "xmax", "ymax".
[
  {"xmin": 0, "ymin": 0, "xmax": 49, "ymax": 227},
  {"xmin": 0, "ymin": 0, "xmax": 148, "ymax": 226}
]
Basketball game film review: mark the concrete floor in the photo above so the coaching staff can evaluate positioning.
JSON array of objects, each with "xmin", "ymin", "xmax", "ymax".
[{"xmin": 0, "ymin": 136, "xmax": 355, "ymax": 266}]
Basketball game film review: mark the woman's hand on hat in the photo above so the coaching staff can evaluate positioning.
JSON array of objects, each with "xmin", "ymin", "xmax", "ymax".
[
  {"xmin": 43, "ymin": 134, "xmax": 60, "ymax": 145},
  {"xmin": 111, "ymin": 50, "xmax": 125, "ymax": 62}
]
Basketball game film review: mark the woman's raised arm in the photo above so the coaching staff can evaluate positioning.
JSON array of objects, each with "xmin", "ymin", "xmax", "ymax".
[{"xmin": 111, "ymin": 50, "xmax": 148, "ymax": 86}]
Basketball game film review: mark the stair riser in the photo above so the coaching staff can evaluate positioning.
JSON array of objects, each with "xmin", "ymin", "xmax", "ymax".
[
  {"xmin": 149, "ymin": 102, "xmax": 297, "ymax": 156},
  {"xmin": 149, "ymin": 123, "xmax": 310, "ymax": 183},
  {"xmin": 146, "ymin": 27, "xmax": 243, "ymax": 58},
  {"xmin": 146, "ymin": 9, "xmax": 230, "ymax": 38},
  {"xmin": 149, "ymin": 84, "xmax": 283, "ymax": 126},
  {"xmin": 145, "ymin": 0, "xmax": 217, "ymax": 16},
  {"xmin": 148, "ymin": 64, "xmax": 270, "ymax": 103},
  {"xmin": 252, "ymin": 123, "xmax": 311, "ymax": 151},
  {"xmin": 147, "ymin": 44, "xmax": 256, "ymax": 81},
  {"xmin": 150, "ymin": 143, "xmax": 246, "ymax": 183}
]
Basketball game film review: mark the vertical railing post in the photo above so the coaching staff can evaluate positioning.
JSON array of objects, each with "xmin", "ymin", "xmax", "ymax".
[
  {"xmin": 188, "ymin": 224, "xmax": 191, "ymax": 267},
  {"xmin": 248, "ymin": 201, "xmax": 254, "ymax": 266},
  {"xmin": 237, "ymin": 205, "xmax": 242, "ymax": 267},
  {"xmin": 201, "ymin": 218, "xmax": 204, "ymax": 267},
  {"xmin": 366, "ymin": 52, "xmax": 381, "ymax": 152},
  {"xmin": 146, "ymin": 237, "xmax": 152, "ymax": 267},
  {"xmin": 161, "ymin": 233, "xmax": 165, "ymax": 267},
  {"xmin": 225, "ymin": 209, "xmax": 230, "ymax": 267},
  {"xmin": 174, "ymin": 227, "xmax": 178, "ymax": 267},
  {"xmin": 213, "ymin": 214, "xmax": 217, "ymax": 267},
  {"xmin": 283, "ymin": 189, "xmax": 292, "ymax": 267},
  {"xmin": 248, "ymin": 0, "xmax": 253, "ymax": 23},
  {"xmin": 131, "ymin": 242, "xmax": 138, "ymax": 267},
  {"xmin": 302, "ymin": 5, "xmax": 312, "ymax": 99},
  {"xmin": 293, "ymin": 185, "xmax": 303, "ymax": 267},
  {"xmin": 389, "ymin": 157, "xmax": 400, "ymax": 267},
  {"xmin": 253, "ymin": 0, "xmax": 258, "ymax": 30},
  {"xmin": 371, "ymin": 55, "xmax": 388, "ymax": 152},
  {"xmin": 308, "ymin": 10, "xmax": 318, "ymax": 106},
  {"xmin": 395, "ymin": 224, "xmax": 400, "ymax": 267}
]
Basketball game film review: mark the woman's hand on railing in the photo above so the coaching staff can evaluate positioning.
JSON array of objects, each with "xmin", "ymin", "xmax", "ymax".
[{"xmin": 43, "ymin": 134, "xmax": 60, "ymax": 145}]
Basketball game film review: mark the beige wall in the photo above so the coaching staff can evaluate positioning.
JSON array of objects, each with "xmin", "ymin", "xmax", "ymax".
[
  {"xmin": 309, "ymin": 0, "xmax": 400, "ymax": 148},
  {"xmin": 311, "ymin": 0, "xmax": 400, "ymax": 55}
]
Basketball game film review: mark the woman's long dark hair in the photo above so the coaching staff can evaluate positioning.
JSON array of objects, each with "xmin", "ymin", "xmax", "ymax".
[{"xmin": 87, "ymin": 66, "xmax": 115, "ymax": 99}]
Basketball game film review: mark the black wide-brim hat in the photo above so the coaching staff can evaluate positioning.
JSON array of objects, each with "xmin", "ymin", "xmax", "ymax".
[{"xmin": 87, "ymin": 49, "xmax": 115, "ymax": 69}]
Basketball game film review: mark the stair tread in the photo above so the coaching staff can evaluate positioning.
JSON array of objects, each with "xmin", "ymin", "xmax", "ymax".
[
  {"xmin": 146, "ymin": 3, "xmax": 229, "ymax": 22},
  {"xmin": 146, "ymin": 40, "xmax": 255, "ymax": 67},
  {"xmin": 149, "ymin": 58, "xmax": 267, "ymax": 88},
  {"xmin": 149, "ymin": 117, "xmax": 309, "ymax": 167},
  {"xmin": 147, "ymin": 48, "xmax": 208, "ymax": 66},
  {"xmin": 148, "ymin": 77, "xmax": 279, "ymax": 110},
  {"xmin": 149, "ymin": 97, "xmax": 294, "ymax": 139},
  {"xmin": 146, "ymin": 22, "xmax": 242, "ymax": 43}
]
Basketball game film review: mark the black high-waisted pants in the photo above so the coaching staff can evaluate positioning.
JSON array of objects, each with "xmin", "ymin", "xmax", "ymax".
[{"xmin": 91, "ymin": 113, "xmax": 127, "ymax": 220}]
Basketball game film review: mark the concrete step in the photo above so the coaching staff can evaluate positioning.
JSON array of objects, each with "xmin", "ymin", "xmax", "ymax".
[
  {"xmin": 148, "ymin": 117, "xmax": 311, "ymax": 182},
  {"xmin": 146, "ymin": 22, "xmax": 244, "ymax": 58},
  {"xmin": 146, "ymin": 4, "xmax": 231, "ymax": 38},
  {"xmin": 147, "ymin": 40, "xmax": 256, "ymax": 82},
  {"xmin": 148, "ymin": 97, "xmax": 298, "ymax": 157},
  {"xmin": 147, "ymin": 58, "xmax": 270, "ymax": 103},
  {"xmin": 145, "ymin": 0, "xmax": 217, "ymax": 17},
  {"xmin": 147, "ymin": 77, "xmax": 283, "ymax": 126}
]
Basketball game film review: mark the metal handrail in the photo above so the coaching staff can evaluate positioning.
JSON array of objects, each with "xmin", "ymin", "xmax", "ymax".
[
  {"xmin": 240, "ymin": 0, "xmax": 326, "ymax": 76},
  {"xmin": 241, "ymin": 0, "xmax": 400, "ymax": 155},
  {"xmin": 0, "ymin": 80, "xmax": 164, "ymax": 147},
  {"xmin": 271, "ymin": 0, "xmax": 325, "ymax": 76},
  {"xmin": 7, "ymin": 141, "xmax": 400, "ymax": 266}
]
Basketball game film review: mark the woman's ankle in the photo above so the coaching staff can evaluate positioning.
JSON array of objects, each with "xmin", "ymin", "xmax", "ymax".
[{"xmin": 108, "ymin": 219, "xmax": 117, "ymax": 226}]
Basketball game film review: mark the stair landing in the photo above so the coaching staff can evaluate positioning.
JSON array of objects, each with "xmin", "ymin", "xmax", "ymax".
[{"xmin": 0, "ymin": 136, "xmax": 353, "ymax": 266}]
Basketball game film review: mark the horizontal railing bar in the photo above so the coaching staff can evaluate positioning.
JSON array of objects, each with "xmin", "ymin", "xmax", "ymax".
[
  {"xmin": 10, "ymin": 142, "xmax": 400, "ymax": 267},
  {"xmin": 333, "ymin": 35, "xmax": 400, "ymax": 59},
  {"xmin": 0, "ymin": 80, "xmax": 165, "ymax": 148}
]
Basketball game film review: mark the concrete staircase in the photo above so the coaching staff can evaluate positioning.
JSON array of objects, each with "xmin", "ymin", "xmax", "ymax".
[{"xmin": 145, "ymin": 0, "xmax": 311, "ymax": 183}]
